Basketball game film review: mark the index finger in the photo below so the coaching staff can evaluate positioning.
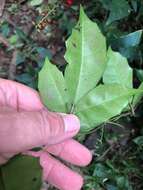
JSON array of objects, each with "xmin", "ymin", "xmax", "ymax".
[{"xmin": 0, "ymin": 78, "xmax": 43, "ymax": 110}]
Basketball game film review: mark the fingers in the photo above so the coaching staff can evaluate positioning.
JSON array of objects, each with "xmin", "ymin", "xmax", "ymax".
[
  {"xmin": 0, "ymin": 78, "xmax": 43, "ymax": 110},
  {"xmin": 45, "ymin": 139, "xmax": 92, "ymax": 166},
  {"xmin": 40, "ymin": 153, "xmax": 83, "ymax": 190},
  {"xmin": 0, "ymin": 108, "xmax": 80, "ymax": 152}
]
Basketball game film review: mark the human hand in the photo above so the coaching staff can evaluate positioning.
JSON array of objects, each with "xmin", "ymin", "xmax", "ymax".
[{"xmin": 0, "ymin": 79, "xmax": 92, "ymax": 190}]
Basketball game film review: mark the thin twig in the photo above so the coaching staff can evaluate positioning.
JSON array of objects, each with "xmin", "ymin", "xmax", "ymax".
[
  {"xmin": 40, "ymin": 4, "xmax": 58, "ymax": 22},
  {"xmin": 0, "ymin": 0, "xmax": 5, "ymax": 17},
  {"xmin": 111, "ymin": 112, "xmax": 131, "ymax": 122},
  {"xmin": 106, "ymin": 121, "xmax": 125, "ymax": 129},
  {"xmin": 96, "ymin": 144, "xmax": 114, "ymax": 161},
  {"xmin": 0, "ymin": 34, "xmax": 10, "ymax": 47},
  {"xmin": 8, "ymin": 50, "xmax": 17, "ymax": 80}
]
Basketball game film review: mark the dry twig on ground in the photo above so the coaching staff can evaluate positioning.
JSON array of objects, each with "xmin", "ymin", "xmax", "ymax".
[
  {"xmin": 0, "ymin": 34, "xmax": 10, "ymax": 47},
  {"xmin": 8, "ymin": 50, "xmax": 17, "ymax": 80},
  {"xmin": 0, "ymin": 0, "xmax": 5, "ymax": 17}
]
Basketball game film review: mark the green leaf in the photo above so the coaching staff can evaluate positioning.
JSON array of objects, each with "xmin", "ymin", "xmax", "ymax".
[
  {"xmin": 119, "ymin": 30, "xmax": 142, "ymax": 48},
  {"xmin": 75, "ymin": 84, "xmax": 141, "ymax": 131},
  {"xmin": 100, "ymin": 0, "xmax": 112, "ymax": 10},
  {"xmin": 1, "ymin": 23, "xmax": 10, "ymax": 37},
  {"xmin": 111, "ymin": 30, "xmax": 142, "ymax": 62},
  {"xmin": 38, "ymin": 58, "xmax": 68, "ymax": 112},
  {"xmin": 15, "ymin": 28, "xmax": 29, "ymax": 43},
  {"xmin": 131, "ymin": 0, "xmax": 138, "ymax": 12},
  {"xmin": 105, "ymin": 0, "xmax": 131, "ymax": 25},
  {"xmin": 133, "ymin": 136, "xmax": 143, "ymax": 146},
  {"xmin": 93, "ymin": 163, "xmax": 108, "ymax": 178},
  {"xmin": 106, "ymin": 184, "xmax": 117, "ymax": 190},
  {"xmin": 36, "ymin": 47, "xmax": 52, "ymax": 60},
  {"xmin": 9, "ymin": 34, "xmax": 18, "ymax": 45},
  {"xmin": 37, "ymin": 6, "xmax": 143, "ymax": 133},
  {"xmin": 65, "ymin": 6, "xmax": 106, "ymax": 108},
  {"xmin": 1, "ymin": 155, "xmax": 42, "ymax": 190},
  {"xmin": 116, "ymin": 176, "xmax": 126, "ymax": 188},
  {"xmin": 16, "ymin": 53, "xmax": 25, "ymax": 65},
  {"xmin": 103, "ymin": 48, "xmax": 133, "ymax": 88},
  {"xmin": 16, "ymin": 73, "xmax": 34, "ymax": 87},
  {"xmin": 136, "ymin": 69, "xmax": 143, "ymax": 82},
  {"xmin": 30, "ymin": 0, "xmax": 43, "ymax": 6},
  {"xmin": 112, "ymin": 30, "xmax": 143, "ymax": 49},
  {"xmin": 133, "ymin": 82, "xmax": 143, "ymax": 107}
]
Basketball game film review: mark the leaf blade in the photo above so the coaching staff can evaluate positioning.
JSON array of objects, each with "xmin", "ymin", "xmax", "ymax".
[
  {"xmin": 65, "ymin": 6, "xmax": 107, "ymax": 107},
  {"xmin": 1, "ymin": 155, "xmax": 42, "ymax": 190},
  {"xmin": 112, "ymin": 30, "xmax": 143, "ymax": 49},
  {"xmin": 75, "ymin": 84, "xmax": 141, "ymax": 132},
  {"xmin": 103, "ymin": 48, "xmax": 133, "ymax": 88},
  {"xmin": 38, "ymin": 58, "xmax": 68, "ymax": 112},
  {"xmin": 133, "ymin": 82, "xmax": 143, "ymax": 107},
  {"xmin": 106, "ymin": 0, "xmax": 131, "ymax": 25}
]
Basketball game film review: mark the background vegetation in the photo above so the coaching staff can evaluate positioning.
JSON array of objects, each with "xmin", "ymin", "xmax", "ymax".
[{"xmin": 0, "ymin": 0, "xmax": 143, "ymax": 189}]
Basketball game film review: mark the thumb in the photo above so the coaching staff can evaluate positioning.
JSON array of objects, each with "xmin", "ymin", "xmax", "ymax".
[
  {"xmin": 0, "ymin": 107, "xmax": 80, "ymax": 153},
  {"xmin": 43, "ymin": 111, "xmax": 80, "ymax": 145}
]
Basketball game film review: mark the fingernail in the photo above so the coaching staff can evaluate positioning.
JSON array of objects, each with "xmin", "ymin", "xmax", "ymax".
[{"xmin": 63, "ymin": 114, "xmax": 80, "ymax": 132}]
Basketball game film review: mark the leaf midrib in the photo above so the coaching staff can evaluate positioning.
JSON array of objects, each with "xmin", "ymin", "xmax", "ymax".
[{"xmin": 73, "ymin": 18, "xmax": 84, "ymax": 105}]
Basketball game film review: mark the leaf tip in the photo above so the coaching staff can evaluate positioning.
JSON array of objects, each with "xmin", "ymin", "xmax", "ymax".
[{"xmin": 79, "ymin": 5, "xmax": 86, "ymax": 18}]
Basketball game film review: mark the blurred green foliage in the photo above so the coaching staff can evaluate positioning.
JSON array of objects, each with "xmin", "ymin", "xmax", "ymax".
[{"xmin": 1, "ymin": 0, "xmax": 143, "ymax": 86}]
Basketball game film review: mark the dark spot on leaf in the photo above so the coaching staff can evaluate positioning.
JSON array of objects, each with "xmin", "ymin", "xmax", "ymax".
[{"xmin": 72, "ymin": 42, "xmax": 77, "ymax": 48}]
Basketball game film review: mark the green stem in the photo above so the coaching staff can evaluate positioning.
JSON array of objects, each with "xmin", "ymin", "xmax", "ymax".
[{"xmin": 106, "ymin": 121, "xmax": 125, "ymax": 128}]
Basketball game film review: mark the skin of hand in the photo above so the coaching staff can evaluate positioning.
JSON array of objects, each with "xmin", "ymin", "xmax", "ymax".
[{"xmin": 0, "ymin": 79, "xmax": 92, "ymax": 190}]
